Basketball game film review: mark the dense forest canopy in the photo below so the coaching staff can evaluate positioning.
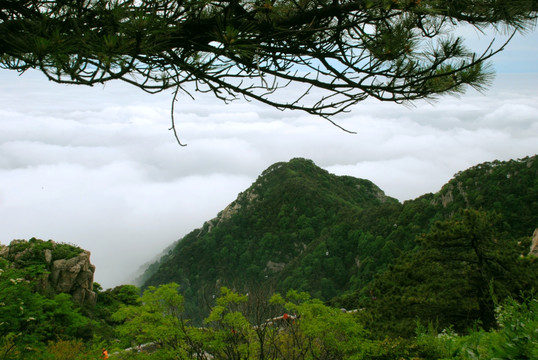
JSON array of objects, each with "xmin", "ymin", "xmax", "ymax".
[{"xmin": 140, "ymin": 156, "xmax": 538, "ymax": 326}]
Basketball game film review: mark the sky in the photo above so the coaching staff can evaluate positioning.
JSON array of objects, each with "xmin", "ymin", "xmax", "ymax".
[{"xmin": 1, "ymin": 25, "xmax": 538, "ymax": 289}]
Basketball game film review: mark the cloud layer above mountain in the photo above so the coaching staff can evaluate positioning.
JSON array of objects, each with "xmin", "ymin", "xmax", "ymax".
[{"xmin": 1, "ymin": 29, "xmax": 537, "ymax": 287}]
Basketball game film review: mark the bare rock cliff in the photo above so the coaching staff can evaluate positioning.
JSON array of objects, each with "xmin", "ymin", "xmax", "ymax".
[{"xmin": 47, "ymin": 251, "xmax": 97, "ymax": 306}]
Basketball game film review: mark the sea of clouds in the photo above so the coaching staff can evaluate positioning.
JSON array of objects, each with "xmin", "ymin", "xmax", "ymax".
[{"xmin": 1, "ymin": 26, "xmax": 537, "ymax": 287}]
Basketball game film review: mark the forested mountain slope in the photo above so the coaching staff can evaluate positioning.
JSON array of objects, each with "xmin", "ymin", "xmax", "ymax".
[
  {"xmin": 139, "ymin": 156, "xmax": 538, "ymax": 322},
  {"xmin": 140, "ymin": 158, "xmax": 398, "ymax": 318}
]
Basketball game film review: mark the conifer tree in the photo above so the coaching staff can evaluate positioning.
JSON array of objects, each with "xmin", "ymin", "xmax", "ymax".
[
  {"xmin": 1, "ymin": 1, "xmax": 537, "ymax": 124},
  {"xmin": 367, "ymin": 209, "xmax": 536, "ymax": 337}
]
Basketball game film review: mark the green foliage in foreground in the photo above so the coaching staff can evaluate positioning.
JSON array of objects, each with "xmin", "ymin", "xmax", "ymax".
[
  {"xmin": 109, "ymin": 283, "xmax": 538, "ymax": 360},
  {"xmin": 0, "ymin": 258, "xmax": 96, "ymax": 359},
  {"xmin": 414, "ymin": 297, "xmax": 538, "ymax": 360},
  {"xmin": 1, "ymin": 272, "xmax": 537, "ymax": 359},
  {"xmin": 0, "ymin": 238, "xmax": 142, "ymax": 359},
  {"xmin": 0, "ymin": 256, "xmax": 138, "ymax": 360}
]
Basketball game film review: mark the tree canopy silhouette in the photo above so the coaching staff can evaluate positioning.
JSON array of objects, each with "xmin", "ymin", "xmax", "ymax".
[{"xmin": 1, "ymin": 0, "xmax": 537, "ymax": 123}]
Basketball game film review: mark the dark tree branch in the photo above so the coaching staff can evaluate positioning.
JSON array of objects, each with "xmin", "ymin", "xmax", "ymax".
[{"xmin": 1, "ymin": 0, "xmax": 536, "ymax": 130}]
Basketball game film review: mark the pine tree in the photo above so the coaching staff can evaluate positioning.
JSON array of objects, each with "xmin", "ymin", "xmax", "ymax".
[
  {"xmin": 368, "ymin": 209, "xmax": 536, "ymax": 337},
  {"xmin": 2, "ymin": 1, "xmax": 537, "ymax": 124}
]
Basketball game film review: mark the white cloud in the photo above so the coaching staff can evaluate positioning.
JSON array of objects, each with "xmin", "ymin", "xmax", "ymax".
[
  {"xmin": 1, "ymin": 38, "xmax": 538, "ymax": 288},
  {"xmin": 0, "ymin": 161, "xmax": 253, "ymax": 286}
]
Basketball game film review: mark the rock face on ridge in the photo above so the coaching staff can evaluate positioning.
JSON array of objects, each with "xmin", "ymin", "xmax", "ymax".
[
  {"xmin": 531, "ymin": 229, "xmax": 538, "ymax": 257},
  {"xmin": 0, "ymin": 239, "xmax": 97, "ymax": 307},
  {"xmin": 48, "ymin": 251, "xmax": 97, "ymax": 306}
]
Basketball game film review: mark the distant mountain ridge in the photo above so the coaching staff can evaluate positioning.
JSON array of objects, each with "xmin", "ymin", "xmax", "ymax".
[{"xmin": 138, "ymin": 156, "xmax": 538, "ymax": 321}]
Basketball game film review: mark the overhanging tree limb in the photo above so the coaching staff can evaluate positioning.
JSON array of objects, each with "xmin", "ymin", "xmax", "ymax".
[{"xmin": 1, "ymin": 0, "xmax": 537, "ymax": 123}]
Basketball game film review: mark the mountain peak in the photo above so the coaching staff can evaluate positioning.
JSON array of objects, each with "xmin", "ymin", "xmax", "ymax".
[
  {"xmin": 139, "ymin": 155, "xmax": 538, "ymax": 322},
  {"xmin": 206, "ymin": 158, "xmax": 396, "ymax": 233}
]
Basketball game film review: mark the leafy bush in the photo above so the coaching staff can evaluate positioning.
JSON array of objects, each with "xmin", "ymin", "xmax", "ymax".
[
  {"xmin": 489, "ymin": 297, "xmax": 538, "ymax": 360},
  {"xmin": 5, "ymin": 238, "xmax": 83, "ymax": 267},
  {"xmin": 51, "ymin": 242, "xmax": 84, "ymax": 261},
  {"xmin": 45, "ymin": 339, "xmax": 89, "ymax": 360},
  {"xmin": 413, "ymin": 297, "xmax": 538, "ymax": 360}
]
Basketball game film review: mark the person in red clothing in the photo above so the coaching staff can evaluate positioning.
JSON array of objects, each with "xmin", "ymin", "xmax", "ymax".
[{"xmin": 101, "ymin": 348, "xmax": 109, "ymax": 359}]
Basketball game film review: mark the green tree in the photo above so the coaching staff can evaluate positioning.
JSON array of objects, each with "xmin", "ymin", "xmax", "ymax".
[
  {"xmin": 2, "ymin": 1, "xmax": 537, "ymax": 128},
  {"xmin": 204, "ymin": 287, "xmax": 258, "ymax": 360},
  {"xmin": 0, "ymin": 262, "xmax": 92, "ymax": 359},
  {"xmin": 269, "ymin": 290, "xmax": 367, "ymax": 360},
  {"xmin": 368, "ymin": 209, "xmax": 536, "ymax": 337},
  {"xmin": 112, "ymin": 283, "xmax": 191, "ymax": 356}
]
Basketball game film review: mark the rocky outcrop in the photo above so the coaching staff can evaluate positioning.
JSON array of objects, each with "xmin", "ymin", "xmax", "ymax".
[
  {"xmin": 0, "ymin": 244, "xmax": 8, "ymax": 258},
  {"xmin": 266, "ymin": 260, "xmax": 286, "ymax": 272},
  {"xmin": 48, "ymin": 251, "xmax": 97, "ymax": 306},
  {"xmin": 530, "ymin": 229, "xmax": 538, "ymax": 257},
  {"xmin": 0, "ymin": 239, "xmax": 97, "ymax": 307}
]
